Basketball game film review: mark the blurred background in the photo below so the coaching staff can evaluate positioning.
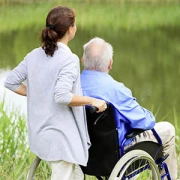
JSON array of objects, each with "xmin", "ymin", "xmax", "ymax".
[{"xmin": 0, "ymin": 0, "xmax": 179, "ymax": 179}]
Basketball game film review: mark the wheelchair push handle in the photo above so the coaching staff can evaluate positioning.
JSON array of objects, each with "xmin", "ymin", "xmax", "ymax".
[
  {"xmin": 90, "ymin": 102, "xmax": 108, "ymax": 113},
  {"xmin": 90, "ymin": 106, "xmax": 99, "ymax": 113}
]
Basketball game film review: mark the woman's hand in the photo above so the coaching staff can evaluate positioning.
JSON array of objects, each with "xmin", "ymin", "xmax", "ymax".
[
  {"xmin": 14, "ymin": 84, "xmax": 27, "ymax": 96},
  {"xmin": 90, "ymin": 98, "xmax": 107, "ymax": 113},
  {"xmin": 68, "ymin": 94, "xmax": 107, "ymax": 112}
]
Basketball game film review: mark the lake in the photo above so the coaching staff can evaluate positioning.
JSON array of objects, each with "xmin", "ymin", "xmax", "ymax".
[{"xmin": 0, "ymin": 3, "xmax": 180, "ymax": 124}]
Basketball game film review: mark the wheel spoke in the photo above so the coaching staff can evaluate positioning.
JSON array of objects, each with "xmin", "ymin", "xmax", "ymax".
[{"xmin": 109, "ymin": 150, "xmax": 161, "ymax": 180}]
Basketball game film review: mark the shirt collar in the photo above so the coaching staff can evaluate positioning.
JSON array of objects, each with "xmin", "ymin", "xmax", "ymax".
[
  {"xmin": 57, "ymin": 42, "xmax": 72, "ymax": 53},
  {"xmin": 82, "ymin": 70, "xmax": 112, "ymax": 78}
]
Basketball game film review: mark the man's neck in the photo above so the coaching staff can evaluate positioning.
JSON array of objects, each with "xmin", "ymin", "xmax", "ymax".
[{"xmin": 84, "ymin": 69, "xmax": 109, "ymax": 74}]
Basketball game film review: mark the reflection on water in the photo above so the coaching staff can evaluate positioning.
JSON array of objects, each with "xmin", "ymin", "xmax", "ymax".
[{"xmin": 0, "ymin": 26, "xmax": 180, "ymax": 122}]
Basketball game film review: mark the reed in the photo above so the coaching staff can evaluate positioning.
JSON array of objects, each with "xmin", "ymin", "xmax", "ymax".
[
  {"xmin": 0, "ymin": 100, "xmax": 179, "ymax": 178},
  {"xmin": 0, "ymin": 99, "xmax": 31, "ymax": 179},
  {"xmin": 0, "ymin": 0, "xmax": 179, "ymax": 4},
  {"xmin": 0, "ymin": 1, "xmax": 180, "ymax": 33}
]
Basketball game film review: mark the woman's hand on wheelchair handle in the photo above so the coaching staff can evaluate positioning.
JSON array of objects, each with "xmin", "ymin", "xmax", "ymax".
[{"xmin": 90, "ymin": 98, "xmax": 107, "ymax": 113}]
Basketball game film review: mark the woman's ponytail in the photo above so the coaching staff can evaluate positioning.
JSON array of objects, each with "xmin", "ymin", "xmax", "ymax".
[
  {"xmin": 41, "ymin": 6, "xmax": 75, "ymax": 57},
  {"xmin": 41, "ymin": 26, "xmax": 59, "ymax": 57}
]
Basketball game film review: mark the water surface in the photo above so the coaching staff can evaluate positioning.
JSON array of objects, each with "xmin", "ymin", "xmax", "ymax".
[{"xmin": 0, "ymin": 24, "xmax": 180, "ymax": 123}]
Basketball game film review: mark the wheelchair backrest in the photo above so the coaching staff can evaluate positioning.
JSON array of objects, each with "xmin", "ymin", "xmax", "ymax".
[{"xmin": 81, "ymin": 105, "xmax": 120, "ymax": 176}]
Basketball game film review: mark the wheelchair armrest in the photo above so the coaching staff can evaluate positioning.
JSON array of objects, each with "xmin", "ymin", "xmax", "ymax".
[{"xmin": 125, "ymin": 129, "xmax": 145, "ymax": 139}]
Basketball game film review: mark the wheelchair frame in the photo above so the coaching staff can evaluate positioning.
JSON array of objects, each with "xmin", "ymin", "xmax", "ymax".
[{"xmin": 26, "ymin": 104, "xmax": 172, "ymax": 180}]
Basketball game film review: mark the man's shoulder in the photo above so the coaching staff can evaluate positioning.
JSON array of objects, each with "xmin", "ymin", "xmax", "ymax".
[{"xmin": 110, "ymin": 80, "xmax": 132, "ymax": 97}]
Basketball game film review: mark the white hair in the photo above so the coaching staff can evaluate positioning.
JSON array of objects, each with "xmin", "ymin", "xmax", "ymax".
[{"xmin": 83, "ymin": 37, "xmax": 113, "ymax": 72}]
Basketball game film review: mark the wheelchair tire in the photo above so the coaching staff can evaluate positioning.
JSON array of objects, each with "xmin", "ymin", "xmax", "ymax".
[
  {"xmin": 26, "ymin": 156, "xmax": 51, "ymax": 180},
  {"xmin": 109, "ymin": 149, "xmax": 161, "ymax": 180}
]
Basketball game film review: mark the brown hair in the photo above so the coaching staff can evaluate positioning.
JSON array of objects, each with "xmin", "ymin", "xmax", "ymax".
[{"xmin": 41, "ymin": 6, "xmax": 75, "ymax": 57}]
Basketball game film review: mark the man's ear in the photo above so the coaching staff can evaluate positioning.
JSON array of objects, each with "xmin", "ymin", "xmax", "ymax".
[
  {"xmin": 81, "ymin": 57, "xmax": 84, "ymax": 66},
  {"xmin": 108, "ymin": 59, "xmax": 113, "ymax": 70}
]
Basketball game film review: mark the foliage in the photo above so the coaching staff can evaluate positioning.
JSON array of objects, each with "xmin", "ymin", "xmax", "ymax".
[
  {"xmin": 0, "ymin": 100, "xmax": 179, "ymax": 179},
  {"xmin": 0, "ymin": 99, "xmax": 32, "ymax": 179},
  {"xmin": 0, "ymin": 0, "xmax": 179, "ymax": 4},
  {"xmin": 0, "ymin": 0, "xmax": 180, "ymax": 33}
]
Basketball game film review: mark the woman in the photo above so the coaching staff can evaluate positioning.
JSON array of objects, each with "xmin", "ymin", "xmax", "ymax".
[{"xmin": 4, "ymin": 6, "xmax": 107, "ymax": 180}]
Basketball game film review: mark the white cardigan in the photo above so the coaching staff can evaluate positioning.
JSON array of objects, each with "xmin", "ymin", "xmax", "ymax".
[{"xmin": 4, "ymin": 42, "xmax": 90, "ymax": 166}]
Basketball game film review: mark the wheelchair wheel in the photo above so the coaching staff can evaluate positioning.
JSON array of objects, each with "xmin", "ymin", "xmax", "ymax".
[
  {"xmin": 109, "ymin": 150, "xmax": 161, "ymax": 180},
  {"xmin": 26, "ymin": 156, "xmax": 51, "ymax": 180}
]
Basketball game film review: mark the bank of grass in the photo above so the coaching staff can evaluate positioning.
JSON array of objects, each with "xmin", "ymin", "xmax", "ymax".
[
  {"xmin": 0, "ymin": 0, "xmax": 180, "ymax": 34},
  {"xmin": 0, "ymin": 100, "xmax": 180, "ymax": 179},
  {"xmin": 0, "ymin": 99, "xmax": 31, "ymax": 179}
]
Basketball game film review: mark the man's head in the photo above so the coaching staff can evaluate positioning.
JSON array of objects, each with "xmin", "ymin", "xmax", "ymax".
[{"xmin": 82, "ymin": 37, "xmax": 113, "ymax": 73}]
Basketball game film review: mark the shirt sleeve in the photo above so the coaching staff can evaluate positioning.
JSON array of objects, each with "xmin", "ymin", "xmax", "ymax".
[
  {"xmin": 54, "ymin": 55, "xmax": 78, "ymax": 105},
  {"xmin": 115, "ymin": 85, "xmax": 156, "ymax": 130},
  {"xmin": 4, "ymin": 58, "xmax": 27, "ymax": 91}
]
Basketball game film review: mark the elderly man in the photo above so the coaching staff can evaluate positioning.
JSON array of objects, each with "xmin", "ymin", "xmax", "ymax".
[{"xmin": 80, "ymin": 37, "xmax": 177, "ymax": 179}]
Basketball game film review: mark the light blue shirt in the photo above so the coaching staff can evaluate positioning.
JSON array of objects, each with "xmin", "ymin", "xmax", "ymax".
[{"xmin": 81, "ymin": 70, "xmax": 155, "ymax": 145}]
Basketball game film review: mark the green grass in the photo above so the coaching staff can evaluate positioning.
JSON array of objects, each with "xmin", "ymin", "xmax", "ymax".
[
  {"xmin": 0, "ymin": 0, "xmax": 180, "ymax": 34},
  {"xmin": 0, "ymin": 99, "xmax": 31, "ymax": 179},
  {"xmin": 0, "ymin": 99, "xmax": 179, "ymax": 179}
]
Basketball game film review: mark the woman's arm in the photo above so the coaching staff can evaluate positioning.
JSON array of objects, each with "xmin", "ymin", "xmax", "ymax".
[
  {"xmin": 68, "ymin": 94, "xmax": 106, "ymax": 113},
  {"xmin": 54, "ymin": 56, "xmax": 107, "ymax": 112},
  {"xmin": 14, "ymin": 83, "xmax": 27, "ymax": 96},
  {"xmin": 4, "ymin": 59, "xmax": 27, "ymax": 96}
]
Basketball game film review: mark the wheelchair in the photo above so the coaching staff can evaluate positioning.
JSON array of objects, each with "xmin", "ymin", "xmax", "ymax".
[{"xmin": 26, "ymin": 104, "xmax": 171, "ymax": 180}]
